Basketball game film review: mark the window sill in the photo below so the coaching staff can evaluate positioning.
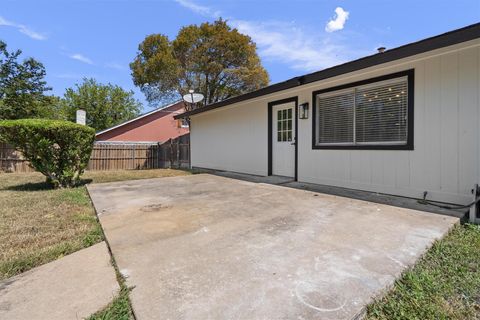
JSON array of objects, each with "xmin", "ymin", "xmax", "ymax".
[{"xmin": 312, "ymin": 143, "xmax": 413, "ymax": 150}]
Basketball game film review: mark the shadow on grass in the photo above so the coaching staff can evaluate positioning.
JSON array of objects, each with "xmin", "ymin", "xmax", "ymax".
[{"xmin": 3, "ymin": 178, "xmax": 93, "ymax": 191}]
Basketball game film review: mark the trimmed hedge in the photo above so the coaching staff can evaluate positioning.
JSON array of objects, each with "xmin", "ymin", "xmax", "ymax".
[{"xmin": 0, "ymin": 119, "xmax": 95, "ymax": 188}]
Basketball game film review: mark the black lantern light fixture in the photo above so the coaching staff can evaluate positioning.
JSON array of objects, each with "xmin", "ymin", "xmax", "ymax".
[{"xmin": 299, "ymin": 102, "xmax": 309, "ymax": 119}]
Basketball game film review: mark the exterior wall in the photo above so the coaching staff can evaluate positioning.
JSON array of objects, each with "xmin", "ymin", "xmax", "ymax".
[
  {"xmin": 96, "ymin": 103, "xmax": 188, "ymax": 142},
  {"xmin": 190, "ymin": 40, "xmax": 480, "ymax": 204},
  {"xmin": 191, "ymin": 100, "xmax": 268, "ymax": 175}
]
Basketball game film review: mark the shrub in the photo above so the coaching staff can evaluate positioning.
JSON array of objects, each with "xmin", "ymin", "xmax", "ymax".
[{"xmin": 0, "ymin": 119, "xmax": 95, "ymax": 188}]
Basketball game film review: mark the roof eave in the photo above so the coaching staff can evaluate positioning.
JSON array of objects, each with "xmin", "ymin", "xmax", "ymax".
[
  {"xmin": 174, "ymin": 22, "xmax": 480, "ymax": 120},
  {"xmin": 96, "ymin": 100, "xmax": 183, "ymax": 136}
]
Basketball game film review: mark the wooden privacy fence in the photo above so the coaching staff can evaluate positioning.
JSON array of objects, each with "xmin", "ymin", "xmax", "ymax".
[
  {"xmin": 0, "ymin": 142, "xmax": 35, "ymax": 173},
  {"xmin": 0, "ymin": 134, "xmax": 190, "ymax": 173}
]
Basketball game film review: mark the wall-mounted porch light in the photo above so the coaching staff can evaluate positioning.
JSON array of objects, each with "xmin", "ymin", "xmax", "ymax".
[{"xmin": 299, "ymin": 102, "xmax": 309, "ymax": 119}]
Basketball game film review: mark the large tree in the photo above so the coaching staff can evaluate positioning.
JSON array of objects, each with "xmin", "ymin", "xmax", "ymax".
[
  {"xmin": 0, "ymin": 40, "xmax": 52, "ymax": 119},
  {"xmin": 130, "ymin": 19, "xmax": 269, "ymax": 108},
  {"xmin": 62, "ymin": 78, "xmax": 142, "ymax": 131}
]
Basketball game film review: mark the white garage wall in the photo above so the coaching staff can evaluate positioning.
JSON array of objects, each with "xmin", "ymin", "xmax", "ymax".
[
  {"xmin": 190, "ymin": 100, "xmax": 268, "ymax": 176},
  {"xmin": 296, "ymin": 43, "xmax": 480, "ymax": 204},
  {"xmin": 190, "ymin": 40, "xmax": 480, "ymax": 204}
]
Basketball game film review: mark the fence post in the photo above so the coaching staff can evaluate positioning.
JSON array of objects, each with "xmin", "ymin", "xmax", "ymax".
[
  {"xmin": 132, "ymin": 144, "xmax": 136, "ymax": 169},
  {"xmin": 188, "ymin": 135, "xmax": 191, "ymax": 169},
  {"xmin": 175, "ymin": 138, "xmax": 181, "ymax": 169},
  {"xmin": 169, "ymin": 139, "xmax": 173, "ymax": 168},
  {"xmin": 156, "ymin": 143, "xmax": 159, "ymax": 169}
]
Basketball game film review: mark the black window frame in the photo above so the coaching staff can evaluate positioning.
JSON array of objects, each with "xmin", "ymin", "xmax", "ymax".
[{"xmin": 311, "ymin": 69, "xmax": 414, "ymax": 150}]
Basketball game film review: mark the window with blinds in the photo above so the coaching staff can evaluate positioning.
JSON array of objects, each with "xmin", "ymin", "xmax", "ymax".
[
  {"xmin": 315, "ymin": 76, "xmax": 409, "ymax": 147},
  {"xmin": 317, "ymin": 89, "xmax": 354, "ymax": 144}
]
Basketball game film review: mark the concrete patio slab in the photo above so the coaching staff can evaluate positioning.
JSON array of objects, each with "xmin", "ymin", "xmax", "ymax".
[
  {"xmin": 0, "ymin": 242, "xmax": 119, "ymax": 320},
  {"xmin": 88, "ymin": 174, "xmax": 458, "ymax": 320},
  {"xmin": 197, "ymin": 168, "xmax": 295, "ymax": 185},
  {"xmin": 202, "ymin": 169, "xmax": 466, "ymax": 218}
]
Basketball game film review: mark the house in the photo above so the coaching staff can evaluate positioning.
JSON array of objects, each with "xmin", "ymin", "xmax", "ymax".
[
  {"xmin": 175, "ymin": 23, "xmax": 480, "ymax": 210},
  {"xmin": 96, "ymin": 101, "xmax": 189, "ymax": 142}
]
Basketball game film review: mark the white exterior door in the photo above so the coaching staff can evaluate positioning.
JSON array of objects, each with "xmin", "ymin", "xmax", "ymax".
[{"xmin": 272, "ymin": 102, "xmax": 296, "ymax": 177}]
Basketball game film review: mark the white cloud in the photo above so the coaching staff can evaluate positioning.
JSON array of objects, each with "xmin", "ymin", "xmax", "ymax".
[
  {"xmin": 232, "ymin": 20, "xmax": 345, "ymax": 72},
  {"xmin": 70, "ymin": 53, "xmax": 94, "ymax": 65},
  {"xmin": 17, "ymin": 25, "xmax": 46, "ymax": 40},
  {"xmin": 174, "ymin": 0, "xmax": 221, "ymax": 18},
  {"xmin": 325, "ymin": 7, "xmax": 349, "ymax": 33},
  {"xmin": 0, "ymin": 15, "xmax": 47, "ymax": 40},
  {"xmin": 174, "ymin": 0, "xmax": 356, "ymax": 72},
  {"xmin": 105, "ymin": 62, "xmax": 127, "ymax": 70}
]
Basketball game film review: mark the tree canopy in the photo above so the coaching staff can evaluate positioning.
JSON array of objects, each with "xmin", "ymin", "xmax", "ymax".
[
  {"xmin": 0, "ymin": 40, "xmax": 52, "ymax": 119},
  {"xmin": 130, "ymin": 19, "xmax": 269, "ymax": 108},
  {"xmin": 62, "ymin": 78, "xmax": 142, "ymax": 131}
]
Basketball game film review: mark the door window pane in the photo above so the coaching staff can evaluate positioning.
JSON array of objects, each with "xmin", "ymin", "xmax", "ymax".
[{"xmin": 276, "ymin": 107, "xmax": 293, "ymax": 142}]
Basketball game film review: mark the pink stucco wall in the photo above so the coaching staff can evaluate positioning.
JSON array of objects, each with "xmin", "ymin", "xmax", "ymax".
[{"xmin": 96, "ymin": 102, "xmax": 189, "ymax": 142}]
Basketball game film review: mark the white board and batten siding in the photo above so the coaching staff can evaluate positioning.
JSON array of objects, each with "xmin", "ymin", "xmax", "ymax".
[
  {"xmin": 190, "ymin": 100, "xmax": 268, "ymax": 176},
  {"xmin": 190, "ymin": 39, "xmax": 480, "ymax": 205}
]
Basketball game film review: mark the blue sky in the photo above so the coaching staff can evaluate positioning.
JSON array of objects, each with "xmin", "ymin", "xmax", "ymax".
[{"xmin": 1, "ymin": 0, "xmax": 479, "ymax": 112}]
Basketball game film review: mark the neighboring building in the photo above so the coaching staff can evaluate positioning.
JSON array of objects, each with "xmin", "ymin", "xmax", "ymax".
[
  {"xmin": 175, "ymin": 23, "xmax": 480, "ymax": 207},
  {"xmin": 96, "ymin": 101, "xmax": 189, "ymax": 142}
]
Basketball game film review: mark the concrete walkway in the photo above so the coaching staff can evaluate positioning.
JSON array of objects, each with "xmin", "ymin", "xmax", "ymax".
[
  {"xmin": 88, "ymin": 174, "xmax": 459, "ymax": 320},
  {"xmin": 0, "ymin": 242, "xmax": 119, "ymax": 320}
]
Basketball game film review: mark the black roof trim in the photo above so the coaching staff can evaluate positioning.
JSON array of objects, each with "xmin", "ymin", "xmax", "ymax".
[{"xmin": 175, "ymin": 23, "xmax": 480, "ymax": 119}]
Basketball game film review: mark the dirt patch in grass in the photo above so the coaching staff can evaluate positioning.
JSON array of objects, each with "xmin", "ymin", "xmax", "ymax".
[
  {"xmin": 366, "ymin": 224, "xmax": 480, "ymax": 320},
  {"xmin": 0, "ymin": 169, "xmax": 190, "ymax": 281}
]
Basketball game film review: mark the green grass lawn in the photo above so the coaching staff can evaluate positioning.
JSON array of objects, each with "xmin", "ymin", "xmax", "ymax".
[
  {"xmin": 88, "ymin": 254, "xmax": 134, "ymax": 320},
  {"xmin": 0, "ymin": 169, "xmax": 190, "ymax": 281},
  {"xmin": 366, "ymin": 224, "xmax": 480, "ymax": 320},
  {"xmin": 88, "ymin": 286, "xmax": 132, "ymax": 320}
]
